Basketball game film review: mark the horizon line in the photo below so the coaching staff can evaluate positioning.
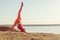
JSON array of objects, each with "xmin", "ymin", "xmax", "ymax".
[{"xmin": 0, "ymin": 24, "xmax": 60, "ymax": 26}]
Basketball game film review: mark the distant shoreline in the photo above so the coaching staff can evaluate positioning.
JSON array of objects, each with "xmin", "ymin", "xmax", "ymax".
[{"xmin": 0, "ymin": 24, "xmax": 60, "ymax": 26}]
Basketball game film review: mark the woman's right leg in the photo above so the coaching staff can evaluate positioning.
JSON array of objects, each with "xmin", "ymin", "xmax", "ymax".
[{"xmin": 17, "ymin": 24, "xmax": 26, "ymax": 32}]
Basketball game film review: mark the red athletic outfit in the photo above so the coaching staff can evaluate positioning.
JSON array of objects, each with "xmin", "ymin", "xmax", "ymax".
[
  {"xmin": 17, "ymin": 24, "xmax": 25, "ymax": 32},
  {"xmin": 10, "ymin": 2, "xmax": 25, "ymax": 32}
]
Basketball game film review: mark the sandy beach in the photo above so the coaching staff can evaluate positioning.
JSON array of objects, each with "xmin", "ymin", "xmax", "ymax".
[
  {"xmin": 0, "ymin": 31, "xmax": 60, "ymax": 40},
  {"xmin": 0, "ymin": 27, "xmax": 60, "ymax": 40}
]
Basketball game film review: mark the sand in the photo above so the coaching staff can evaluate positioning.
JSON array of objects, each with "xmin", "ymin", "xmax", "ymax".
[
  {"xmin": 0, "ymin": 31, "xmax": 60, "ymax": 40},
  {"xmin": 0, "ymin": 27, "xmax": 60, "ymax": 40}
]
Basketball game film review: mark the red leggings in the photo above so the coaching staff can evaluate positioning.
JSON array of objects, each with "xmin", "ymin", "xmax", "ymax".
[{"xmin": 17, "ymin": 24, "xmax": 25, "ymax": 32}]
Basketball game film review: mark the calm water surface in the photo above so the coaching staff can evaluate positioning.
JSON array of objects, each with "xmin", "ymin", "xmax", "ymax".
[{"xmin": 15, "ymin": 26, "xmax": 60, "ymax": 34}]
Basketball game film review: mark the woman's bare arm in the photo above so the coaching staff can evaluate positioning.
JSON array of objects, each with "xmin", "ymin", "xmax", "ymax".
[{"xmin": 9, "ymin": 19, "xmax": 18, "ymax": 32}]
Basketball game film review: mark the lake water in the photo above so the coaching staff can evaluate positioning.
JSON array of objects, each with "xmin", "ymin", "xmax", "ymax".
[{"xmin": 15, "ymin": 26, "xmax": 60, "ymax": 34}]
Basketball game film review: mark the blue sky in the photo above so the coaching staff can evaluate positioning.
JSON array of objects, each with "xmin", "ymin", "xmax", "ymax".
[{"xmin": 0, "ymin": 0, "xmax": 60, "ymax": 24}]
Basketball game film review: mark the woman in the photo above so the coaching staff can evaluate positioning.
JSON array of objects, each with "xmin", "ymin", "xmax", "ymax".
[{"xmin": 9, "ymin": 2, "xmax": 26, "ymax": 33}]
